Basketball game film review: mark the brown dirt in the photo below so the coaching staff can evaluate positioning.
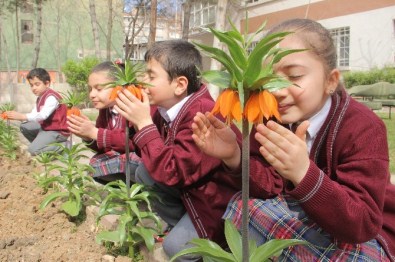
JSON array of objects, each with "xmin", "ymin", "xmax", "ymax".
[{"xmin": 0, "ymin": 148, "xmax": 115, "ymax": 262}]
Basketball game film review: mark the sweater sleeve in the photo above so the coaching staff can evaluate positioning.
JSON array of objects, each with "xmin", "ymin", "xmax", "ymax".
[
  {"xmin": 86, "ymin": 109, "xmax": 135, "ymax": 153},
  {"xmin": 133, "ymin": 102, "xmax": 225, "ymax": 188},
  {"xmin": 286, "ymin": 111, "xmax": 389, "ymax": 243},
  {"xmin": 248, "ymin": 126, "xmax": 285, "ymax": 198}
]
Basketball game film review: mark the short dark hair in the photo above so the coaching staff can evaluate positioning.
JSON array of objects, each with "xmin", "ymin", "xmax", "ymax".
[
  {"xmin": 144, "ymin": 39, "xmax": 202, "ymax": 94},
  {"xmin": 27, "ymin": 68, "xmax": 51, "ymax": 83},
  {"xmin": 90, "ymin": 61, "xmax": 124, "ymax": 82}
]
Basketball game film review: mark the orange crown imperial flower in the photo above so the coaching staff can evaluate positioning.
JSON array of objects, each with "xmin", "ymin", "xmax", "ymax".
[
  {"xmin": 211, "ymin": 89, "xmax": 242, "ymax": 125},
  {"xmin": 212, "ymin": 89, "xmax": 281, "ymax": 125},
  {"xmin": 244, "ymin": 90, "xmax": 280, "ymax": 124},
  {"xmin": 109, "ymin": 84, "xmax": 144, "ymax": 102},
  {"xmin": 67, "ymin": 107, "xmax": 81, "ymax": 117},
  {"xmin": 1, "ymin": 112, "xmax": 8, "ymax": 120}
]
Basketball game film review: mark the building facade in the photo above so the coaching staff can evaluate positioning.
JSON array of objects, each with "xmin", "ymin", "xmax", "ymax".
[{"xmin": 187, "ymin": 0, "xmax": 395, "ymax": 73}]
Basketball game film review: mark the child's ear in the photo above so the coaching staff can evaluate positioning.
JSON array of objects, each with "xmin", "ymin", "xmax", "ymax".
[
  {"xmin": 174, "ymin": 76, "xmax": 188, "ymax": 96},
  {"xmin": 326, "ymin": 68, "xmax": 340, "ymax": 95}
]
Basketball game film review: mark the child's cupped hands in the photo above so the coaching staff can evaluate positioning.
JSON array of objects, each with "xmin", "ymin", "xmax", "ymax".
[
  {"xmin": 192, "ymin": 112, "xmax": 241, "ymax": 170},
  {"xmin": 67, "ymin": 114, "xmax": 97, "ymax": 140},
  {"xmin": 255, "ymin": 120, "xmax": 310, "ymax": 186},
  {"xmin": 114, "ymin": 88, "xmax": 153, "ymax": 130}
]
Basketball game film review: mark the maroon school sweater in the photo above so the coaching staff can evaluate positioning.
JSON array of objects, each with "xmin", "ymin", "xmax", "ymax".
[
  {"xmin": 248, "ymin": 88, "xmax": 395, "ymax": 260},
  {"xmin": 133, "ymin": 85, "xmax": 243, "ymax": 245},
  {"xmin": 87, "ymin": 108, "xmax": 134, "ymax": 154},
  {"xmin": 38, "ymin": 89, "xmax": 69, "ymax": 136}
]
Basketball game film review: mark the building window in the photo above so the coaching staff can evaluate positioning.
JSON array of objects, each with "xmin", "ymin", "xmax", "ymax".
[
  {"xmin": 330, "ymin": 27, "xmax": 350, "ymax": 67},
  {"xmin": 21, "ymin": 20, "xmax": 33, "ymax": 44},
  {"xmin": 190, "ymin": 0, "xmax": 216, "ymax": 28}
]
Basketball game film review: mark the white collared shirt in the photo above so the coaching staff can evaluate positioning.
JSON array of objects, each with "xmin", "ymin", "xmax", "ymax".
[
  {"xmin": 26, "ymin": 95, "xmax": 59, "ymax": 122},
  {"xmin": 158, "ymin": 94, "xmax": 192, "ymax": 126},
  {"xmin": 305, "ymin": 97, "xmax": 332, "ymax": 153}
]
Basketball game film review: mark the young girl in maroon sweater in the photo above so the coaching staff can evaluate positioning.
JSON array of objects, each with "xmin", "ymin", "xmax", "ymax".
[
  {"xmin": 192, "ymin": 18, "xmax": 395, "ymax": 261},
  {"xmin": 67, "ymin": 61, "xmax": 141, "ymax": 183}
]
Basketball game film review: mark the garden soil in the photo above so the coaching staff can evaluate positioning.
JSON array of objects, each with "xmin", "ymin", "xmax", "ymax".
[{"xmin": 0, "ymin": 147, "xmax": 132, "ymax": 262}]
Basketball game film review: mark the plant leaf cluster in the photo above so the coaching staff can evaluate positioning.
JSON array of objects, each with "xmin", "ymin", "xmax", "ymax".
[
  {"xmin": 107, "ymin": 61, "xmax": 146, "ymax": 87},
  {"xmin": 60, "ymin": 90, "xmax": 87, "ymax": 108},
  {"xmin": 38, "ymin": 143, "xmax": 99, "ymax": 217},
  {"xmin": 194, "ymin": 20, "xmax": 304, "ymax": 106},
  {"xmin": 0, "ymin": 120, "xmax": 18, "ymax": 159},
  {"xmin": 96, "ymin": 181, "xmax": 162, "ymax": 258},
  {"xmin": 170, "ymin": 219, "xmax": 307, "ymax": 262}
]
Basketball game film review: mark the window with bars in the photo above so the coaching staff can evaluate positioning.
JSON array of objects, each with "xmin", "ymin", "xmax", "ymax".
[
  {"xmin": 190, "ymin": 0, "xmax": 216, "ymax": 28},
  {"xmin": 330, "ymin": 27, "xmax": 350, "ymax": 67}
]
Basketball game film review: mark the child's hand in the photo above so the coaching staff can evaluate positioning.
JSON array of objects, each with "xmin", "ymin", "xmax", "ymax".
[
  {"xmin": 114, "ymin": 89, "xmax": 153, "ymax": 130},
  {"xmin": 192, "ymin": 112, "xmax": 241, "ymax": 170},
  {"xmin": 67, "ymin": 114, "xmax": 97, "ymax": 140},
  {"xmin": 255, "ymin": 120, "xmax": 310, "ymax": 186},
  {"xmin": 4, "ymin": 111, "xmax": 26, "ymax": 121}
]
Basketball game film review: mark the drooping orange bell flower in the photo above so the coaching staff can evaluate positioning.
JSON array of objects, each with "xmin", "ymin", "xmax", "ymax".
[
  {"xmin": 109, "ymin": 86, "xmax": 123, "ymax": 101},
  {"xmin": 1, "ymin": 112, "xmax": 8, "ymax": 120},
  {"xmin": 211, "ymin": 88, "xmax": 242, "ymax": 125},
  {"xmin": 109, "ymin": 84, "xmax": 144, "ymax": 102},
  {"xmin": 244, "ymin": 90, "xmax": 280, "ymax": 124},
  {"xmin": 67, "ymin": 107, "xmax": 81, "ymax": 117}
]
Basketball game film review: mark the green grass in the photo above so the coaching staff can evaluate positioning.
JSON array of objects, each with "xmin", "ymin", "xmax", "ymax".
[{"xmin": 377, "ymin": 112, "xmax": 395, "ymax": 173}]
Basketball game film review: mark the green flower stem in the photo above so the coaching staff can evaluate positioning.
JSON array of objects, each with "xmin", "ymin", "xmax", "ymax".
[
  {"xmin": 125, "ymin": 120, "xmax": 131, "ymax": 196},
  {"xmin": 241, "ymin": 96, "xmax": 250, "ymax": 262}
]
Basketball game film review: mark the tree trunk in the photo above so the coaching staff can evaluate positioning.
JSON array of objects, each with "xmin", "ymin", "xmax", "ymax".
[
  {"xmin": 209, "ymin": 0, "xmax": 228, "ymax": 100},
  {"xmin": 15, "ymin": 1, "xmax": 20, "ymax": 85},
  {"xmin": 181, "ymin": 0, "xmax": 192, "ymax": 40},
  {"xmin": 123, "ymin": 1, "xmax": 147, "ymax": 61},
  {"xmin": 31, "ymin": 0, "xmax": 43, "ymax": 68},
  {"xmin": 89, "ymin": 0, "xmax": 101, "ymax": 58},
  {"xmin": 148, "ymin": 0, "xmax": 157, "ymax": 48},
  {"xmin": 106, "ymin": 0, "xmax": 113, "ymax": 60},
  {"xmin": 1, "ymin": 30, "xmax": 13, "ymax": 103}
]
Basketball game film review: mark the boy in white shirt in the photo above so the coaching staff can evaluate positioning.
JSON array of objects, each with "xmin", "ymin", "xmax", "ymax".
[{"xmin": 6, "ymin": 68, "xmax": 70, "ymax": 155}]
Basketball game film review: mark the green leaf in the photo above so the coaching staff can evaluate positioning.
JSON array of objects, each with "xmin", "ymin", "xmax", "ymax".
[
  {"xmin": 250, "ymin": 239, "xmax": 308, "ymax": 262},
  {"xmin": 118, "ymin": 214, "xmax": 133, "ymax": 244},
  {"xmin": 39, "ymin": 191, "xmax": 69, "ymax": 210},
  {"xmin": 131, "ymin": 227, "xmax": 156, "ymax": 251},
  {"xmin": 209, "ymin": 27, "xmax": 247, "ymax": 69},
  {"xmin": 201, "ymin": 71, "xmax": 231, "ymax": 89},
  {"xmin": 193, "ymin": 41, "xmax": 242, "ymax": 83},
  {"xmin": 96, "ymin": 230, "xmax": 121, "ymax": 244},
  {"xmin": 224, "ymin": 220, "xmax": 242, "ymax": 262},
  {"xmin": 169, "ymin": 243, "xmax": 235, "ymax": 262},
  {"xmin": 61, "ymin": 200, "xmax": 80, "ymax": 217},
  {"xmin": 244, "ymin": 39, "xmax": 282, "ymax": 87}
]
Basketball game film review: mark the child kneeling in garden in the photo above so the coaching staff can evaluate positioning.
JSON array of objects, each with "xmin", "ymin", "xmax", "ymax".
[
  {"xmin": 5, "ymin": 68, "xmax": 69, "ymax": 156},
  {"xmin": 115, "ymin": 40, "xmax": 243, "ymax": 261},
  {"xmin": 67, "ymin": 61, "xmax": 141, "ymax": 184}
]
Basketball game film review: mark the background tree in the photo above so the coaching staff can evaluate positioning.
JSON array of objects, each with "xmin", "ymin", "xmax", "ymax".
[
  {"xmin": 148, "ymin": 0, "xmax": 156, "ymax": 48},
  {"xmin": 31, "ymin": 0, "xmax": 43, "ymax": 68},
  {"xmin": 123, "ymin": 0, "xmax": 149, "ymax": 61},
  {"xmin": 181, "ymin": 0, "xmax": 193, "ymax": 40},
  {"xmin": 89, "ymin": 0, "xmax": 101, "ymax": 58},
  {"xmin": 106, "ymin": 0, "xmax": 113, "ymax": 60}
]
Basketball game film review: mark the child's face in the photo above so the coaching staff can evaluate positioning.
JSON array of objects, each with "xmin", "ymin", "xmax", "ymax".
[
  {"xmin": 272, "ymin": 34, "xmax": 339, "ymax": 124},
  {"xmin": 28, "ymin": 76, "xmax": 49, "ymax": 97},
  {"xmin": 88, "ymin": 71, "xmax": 114, "ymax": 109},
  {"xmin": 144, "ymin": 58, "xmax": 184, "ymax": 109}
]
